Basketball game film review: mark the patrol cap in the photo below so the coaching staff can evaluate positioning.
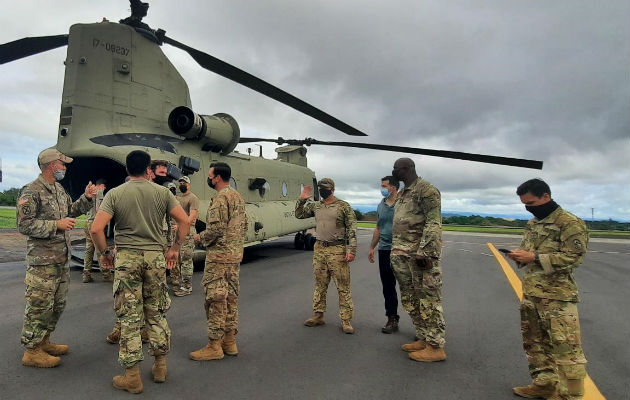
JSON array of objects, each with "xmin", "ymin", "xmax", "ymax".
[
  {"xmin": 317, "ymin": 178, "xmax": 335, "ymax": 190},
  {"xmin": 38, "ymin": 148, "xmax": 73, "ymax": 166},
  {"xmin": 164, "ymin": 181, "xmax": 176, "ymax": 189},
  {"xmin": 179, "ymin": 175, "xmax": 191, "ymax": 184}
]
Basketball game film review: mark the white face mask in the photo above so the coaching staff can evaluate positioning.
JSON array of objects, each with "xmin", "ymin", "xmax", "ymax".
[{"xmin": 53, "ymin": 169, "xmax": 66, "ymax": 181}]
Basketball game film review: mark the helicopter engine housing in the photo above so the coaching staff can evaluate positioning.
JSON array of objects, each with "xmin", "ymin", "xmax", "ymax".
[{"xmin": 168, "ymin": 106, "xmax": 240, "ymax": 155}]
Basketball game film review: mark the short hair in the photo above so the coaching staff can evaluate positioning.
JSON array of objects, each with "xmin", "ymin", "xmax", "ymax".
[
  {"xmin": 126, "ymin": 150, "xmax": 151, "ymax": 177},
  {"xmin": 210, "ymin": 162, "xmax": 231, "ymax": 181},
  {"xmin": 381, "ymin": 175, "xmax": 400, "ymax": 189},
  {"xmin": 150, "ymin": 160, "xmax": 168, "ymax": 172},
  {"xmin": 516, "ymin": 178, "xmax": 551, "ymax": 197}
]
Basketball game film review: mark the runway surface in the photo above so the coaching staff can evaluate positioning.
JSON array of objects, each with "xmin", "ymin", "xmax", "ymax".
[{"xmin": 0, "ymin": 231, "xmax": 627, "ymax": 399}]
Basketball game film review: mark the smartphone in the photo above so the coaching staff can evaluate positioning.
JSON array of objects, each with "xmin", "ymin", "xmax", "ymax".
[{"xmin": 498, "ymin": 248, "xmax": 512, "ymax": 254}]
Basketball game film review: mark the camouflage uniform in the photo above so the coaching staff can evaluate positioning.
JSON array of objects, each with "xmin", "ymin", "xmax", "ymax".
[
  {"xmin": 198, "ymin": 187, "xmax": 247, "ymax": 339},
  {"xmin": 176, "ymin": 191, "xmax": 199, "ymax": 292},
  {"xmin": 83, "ymin": 189, "xmax": 112, "ymax": 280},
  {"xmin": 390, "ymin": 177, "xmax": 445, "ymax": 348},
  {"xmin": 518, "ymin": 207, "xmax": 588, "ymax": 398},
  {"xmin": 17, "ymin": 174, "xmax": 93, "ymax": 348},
  {"xmin": 295, "ymin": 198, "xmax": 357, "ymax": 321},
  {"xmin": 113, "ymin": 249, "xmax": 171, "ymax": 368}
]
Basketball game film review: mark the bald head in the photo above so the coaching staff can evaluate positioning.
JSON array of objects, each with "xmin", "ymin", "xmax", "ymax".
[{"xmin": 392, "ymin": 157, "xmax": 418, "ymax": 185}]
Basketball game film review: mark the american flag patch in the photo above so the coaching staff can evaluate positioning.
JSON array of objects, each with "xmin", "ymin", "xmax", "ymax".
[{"xmin": 18, "ymin": 197, "xmax": 29, "ymax": 206}]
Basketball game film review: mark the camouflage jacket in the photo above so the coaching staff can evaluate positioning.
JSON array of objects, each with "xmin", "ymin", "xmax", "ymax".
[
  {"xmin": 198, "ymin": 187, "xmax": 248, "ymax": 263},
  {"xmin": 391, "ymin": 177, "xmax": 442, "ymax": 259},
  {"xmin": 295, "ymin": 198, "xmax": 357, "ymax": 255},
  {"xmin": 519, "ymin": 206, "xmax": 588, "ymax": 302},
  {"xmin": 17, "ymin": 174, "xmax": 93, "ymax": 265}
]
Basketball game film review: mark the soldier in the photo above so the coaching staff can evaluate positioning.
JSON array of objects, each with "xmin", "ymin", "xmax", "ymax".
[
  {"xmin": 90, "ymin": 150, "xmax": 189, "ymax": 392},
  {"xmin": 507, "ymin": 179, "xmax": 588, "ymax": 400},
  {"xmin": 163, "ymin": 182, "xmax": 180, "ymax": 288},
  {"xmin": 295, "ymin": 178, "xmax": 357, "ymax": 334},
  {"xmin": 368, "ymin": 176, "xmax": 401, "ymax": 334},
  {"xmin": 390, "ymin": 158, "xmax": 446, "ymax": 362},
  {"xmin": 82, "ymin": 179, "xmax": 110, "ymax": 283},
  {"xmin": 17, "ymin": 148, "xmax": 97, "ymax": 368},
  {"xmin": 190, "ymin": 162, "xmax": 247, "ymax": 361},
  {"xmin": 173, "ymin": 175, "xmax": 199, "ymax": 297}
]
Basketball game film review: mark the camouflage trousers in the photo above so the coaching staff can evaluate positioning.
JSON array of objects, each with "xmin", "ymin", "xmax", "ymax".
[
  {"xmin": 202, "ymin": 262, "xmax": 240, "ymax": 339},
  {"xmin": 312, "ymin": 243, "xmax": 354, "ymax": 321},
  {"xmin": 390, "ymin": 254, "xmax": 446, "ymax": 348},
  {"xmin": 83, "ymin": 221, "xmax": 112, "ymax": 279},
  {"xmin": 177, "ymin": 234, "xmax": 196, "ymax": 290},
  {"xmin": 521, "ymin": 295, "xmax": 587, "ymax": 397},
  {"xmin": 113, "ymin": 249, "xmax": 171, "ymax": 368},
  {"xmin": 21, "ymin": 263, "xmax": 69, "ymax": 348}
]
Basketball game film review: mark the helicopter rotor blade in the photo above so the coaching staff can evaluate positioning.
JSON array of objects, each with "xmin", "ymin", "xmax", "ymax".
[
  {"xmin": 0, "ymin": 35, "xmax": 68, "ymax": 64},
  {"xmin": 161, "ymin": 34, "xmax": 367, "ymax": 137},
  {"xmin": 239, "ymin": 137, "xmax": 543, "ymax": 170}
]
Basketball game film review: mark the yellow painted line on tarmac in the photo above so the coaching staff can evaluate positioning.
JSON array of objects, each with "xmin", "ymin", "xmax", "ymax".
[{"xmin": 486, "ymin": 242, "xmax": 606, "ymax": 400}]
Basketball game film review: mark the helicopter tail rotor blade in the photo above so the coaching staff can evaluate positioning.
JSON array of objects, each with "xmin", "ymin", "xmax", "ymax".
[
  {"xmin": 239, "ymin": 137, "xmax": 543, "ymax": 170},
  {"xmin": 161, "ymin": 34, "xmax": 367, "ymax": 137},
  {"xmin": 0, "ymin": 35, "xmax": 68, "ymax": 64}
]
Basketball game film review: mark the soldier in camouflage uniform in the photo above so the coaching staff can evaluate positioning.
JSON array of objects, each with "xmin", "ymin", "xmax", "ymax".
[
  {"xmin": 507, "ymin": 179, "xmax": 588, "ymax": 400},
  {"xmin": 390, "ymin": 158, "xmax": 446, "ymax": 362},
  {"xmin": 17, "ymin": 148, "xmax": 97, "ymax": 368},
  {"xmin": 90, "ymin": 150, "xmax": 189, "ymax": 393},
  {"xmin": 173, "ymin": 175, "xmax": 199, "ymax": 297},
  {"xmin": 82, "ymin": 180, "xmax": 111, "ymax": 283},
  {"xmin": 190, "ymin": 162, "xmax": 248, "ymax": 361},
  {"xmin": 295, "ymin": 178, "xmax": 358, "ymax": 334}
]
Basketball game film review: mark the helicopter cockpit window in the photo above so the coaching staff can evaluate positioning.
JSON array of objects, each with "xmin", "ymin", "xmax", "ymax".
[
  {"xmin": 282, "ymin": 182, "xmax": 288, "ymax": 197},
  {"xmin": 229, "ymin": 177, "xmax": 237, "ymax": 190}
]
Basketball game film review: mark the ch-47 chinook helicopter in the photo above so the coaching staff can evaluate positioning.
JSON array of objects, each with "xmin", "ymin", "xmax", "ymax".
[{"xmin": 1, "ymin": 1, "xmax": 542, "ymax": 252}]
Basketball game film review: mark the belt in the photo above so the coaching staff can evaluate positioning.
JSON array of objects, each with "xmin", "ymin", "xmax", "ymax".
[{"xmin": 316, "ymin": 240, "xmax": 345, "ymax": 247}]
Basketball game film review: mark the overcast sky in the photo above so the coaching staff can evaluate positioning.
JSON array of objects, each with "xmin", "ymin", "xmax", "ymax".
[{"xmin": 1, "ymin": 1, "xmax": 628, "ymax": 221}]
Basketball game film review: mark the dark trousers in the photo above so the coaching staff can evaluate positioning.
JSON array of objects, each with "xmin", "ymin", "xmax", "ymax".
[{"xmin": 378, "ymin": 250, "xmax": 399, "ymax": 318}]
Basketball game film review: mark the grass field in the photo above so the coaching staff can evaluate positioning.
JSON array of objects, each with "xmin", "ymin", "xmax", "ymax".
[
  {"xmin": 0, "ymin": 208, "xmax": 87, "ymax": 229},
  {"xmin": 357, "ymin": 221, "xmax": 630, "ymax": 239}
]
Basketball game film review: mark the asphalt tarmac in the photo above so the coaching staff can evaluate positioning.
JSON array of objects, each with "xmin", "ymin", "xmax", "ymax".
[{"xmin": 0, "ymin": 231, "xmax": 627, "ymax": 400}]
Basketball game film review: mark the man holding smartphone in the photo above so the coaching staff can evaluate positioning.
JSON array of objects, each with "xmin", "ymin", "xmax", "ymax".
[{"xmin": 507, "ymin": 178, "xmax": 588, "ymax": 400}]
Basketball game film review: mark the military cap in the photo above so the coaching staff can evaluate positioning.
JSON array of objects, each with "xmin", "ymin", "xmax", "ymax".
[
  {"xmin": 179, "ymin": 175, "xmax": 191, "ymax": 184},
  {"xmin": 317, "ymin": 178, "xmax": 335, "ymax": 190},
  {"xmin": 38, "ymin": 148, "xmax": 73, "ymax": 165},
  {"xmin": 164, "ymin": 181, "xmax": 176, "ymax": 189}
]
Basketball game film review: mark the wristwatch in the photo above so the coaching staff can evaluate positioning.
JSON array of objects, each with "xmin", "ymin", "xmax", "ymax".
[{"xmin": 100, "ymin": 249, "xmax": 112, "ymax": 257}]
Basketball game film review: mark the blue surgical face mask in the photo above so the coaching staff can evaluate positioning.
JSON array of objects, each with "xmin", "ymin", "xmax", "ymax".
[
  {"xmin": 53, "ymin": 169, "xmax": 66, "ymax": 181},
  {"xmin": 381, "ymin": 188, "xmax": 390, "ymax": 197}
]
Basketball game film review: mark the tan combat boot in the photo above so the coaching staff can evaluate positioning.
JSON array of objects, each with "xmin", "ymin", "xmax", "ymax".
[
  {"xmin": 106, "ymin": 327, "xmax": 121, "ymax": 344},
  {"xmin": 113, "ymin": 364, "xmax": 143, "ymax": 394},
  {"xmin": 512, "ymin": 383, "xmax": 556, "ymax": 398},
  {"xmin": 408, "ymin": 345, "xmax": 447, "ymax": 362},
  {"xmin": 401, "ymin": 339, "xmax": 427, "ymax": 352},
  {"xmin": 41, "ymin": 335, "xmax": 69, "ymax": 356},
  {"xmin": 22, "ymin": 345, "xmax": 61, "ymax": 368},
  {"xmin": 82, "ymin": 271, "xmax": 93, "ymax": 283},
  {"xmin": 152, "ymin": 355, "xmax": 167, "ymax": 383},
  {"xmin": 304, "ymin": 312, "xmax": 325, "ymax": 327},
  {"xmin": 189, "ymin": 339, "xmax": 224, "ymax": 361},
  {"xmin": 342, "ymin": 320, "xmax": 354, "ymax": 334},
  {"xmin": 222, "ymin": 331, "xmax": 238, "ymax": 356}
]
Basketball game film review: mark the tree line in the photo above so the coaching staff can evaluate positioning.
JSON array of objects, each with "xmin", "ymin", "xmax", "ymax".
[{"xmin": 356, "ymin": 210, "xmax": 629, "ymax": 231}]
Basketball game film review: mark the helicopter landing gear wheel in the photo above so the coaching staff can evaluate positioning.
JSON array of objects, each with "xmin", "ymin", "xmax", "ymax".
[
  {"xmin": 304, "ymin": 233, "xmax": 316, "ymax": 251},
  {"xmin": 294, "ymin": 232, "xmax": 305, "ymax": 250}
]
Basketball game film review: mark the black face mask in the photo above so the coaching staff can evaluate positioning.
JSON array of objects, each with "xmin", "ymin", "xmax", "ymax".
[
  {"xmin": 154, "ymin": 175, "xmax": 168, "ymax": 185},
  {"xmin": 207, "ymin": 177, "xmax": 216, "ymax": 189},
  {"xmin": 179, "ymin": 185, "xmax": 188, "ymax": 193},
  {"xmin": 319, "ymin": 189, "xmax": 332, "ymax": 200},
  {"xmin": 526, "ymin": 200, "xmax": 559, "ymax": 220}
]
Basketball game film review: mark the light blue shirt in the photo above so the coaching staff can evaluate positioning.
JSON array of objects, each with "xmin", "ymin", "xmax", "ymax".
[{"xmin": 377, "ymin": 198, "xmax": 395, "ymax": 250}]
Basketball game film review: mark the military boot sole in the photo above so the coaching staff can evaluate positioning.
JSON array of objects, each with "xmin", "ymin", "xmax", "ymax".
[
  {"xmin": 223, "ymin": 350, "xmax": 238, "ymax": 356},
  {"xmin": 189, "ymin": 353, "xmax": 225, "ymax": 361},
  {"xmin": 22, "ymin": 353, "xmax": 61, "ymax": 368},
  {"xmin": 512, "ymin": 386, "xmax": 555, "ymax": 399},
  {"xmin": 304, "ymin": 320, "xmax": 325, "ymax": 327},
  {"xmin": 112, "ymin": 380, "xmax": 143, "ymax": 394}
]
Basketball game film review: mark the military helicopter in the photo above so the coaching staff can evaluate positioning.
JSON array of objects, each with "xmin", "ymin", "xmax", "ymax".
[{"xmin": 1, "ymin": 1, "xmax": 542, "ymax": 252}]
